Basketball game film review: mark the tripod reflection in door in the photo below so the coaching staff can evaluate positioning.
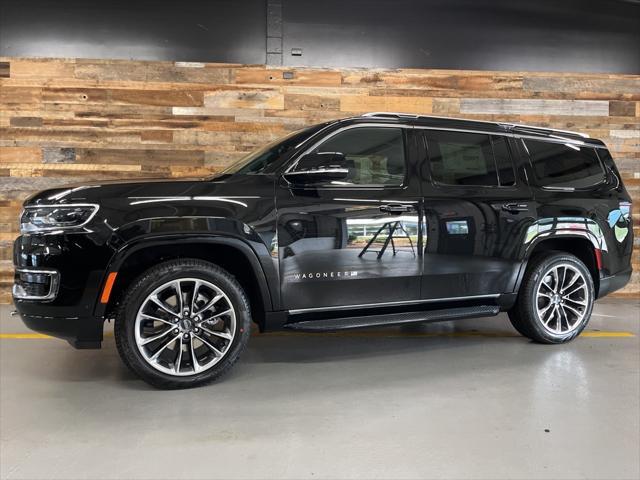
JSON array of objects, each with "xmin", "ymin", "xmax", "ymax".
[{"xmin": 358, "ymin": 220, "xmax": 416, "ymax": 259}]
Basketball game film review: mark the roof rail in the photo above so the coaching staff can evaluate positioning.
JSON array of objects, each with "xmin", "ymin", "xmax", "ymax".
[
  {"xmin": 360, "ymin": 112, "xmax": 505, "ymax": 127},
  {"xmin": 361, "ymin": 112, "xmax": 589, "ymax": 139},
  {"xmin": 506, "ymin": 124, "xmax": 590, "ymax": 139},
  {"xmin": 360, "ymin": 112, "xmax": 419, "ymax": 118}
]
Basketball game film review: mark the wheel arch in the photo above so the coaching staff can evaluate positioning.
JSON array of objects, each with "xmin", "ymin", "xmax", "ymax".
[
  {"xmin": 515, "ymin": 234, "xmax": 601, "ymax": 296},
  {"xmin": 94, "ymin": 235, "xmax": 273, "ymax": 331}
]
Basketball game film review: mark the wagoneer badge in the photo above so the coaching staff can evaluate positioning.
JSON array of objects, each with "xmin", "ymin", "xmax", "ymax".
[{"xmin": 293, "ymin": 271, "xmax": 359, "ymax": 280}]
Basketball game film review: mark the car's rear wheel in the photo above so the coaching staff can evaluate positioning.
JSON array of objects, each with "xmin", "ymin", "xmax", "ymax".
[
  {"xmin": 115, "ymin": 259, "xmax": 250, "ymax": 389},
  {"xmin": 509, "ymin": 252, "xmax": 595, "ymax": 344}
]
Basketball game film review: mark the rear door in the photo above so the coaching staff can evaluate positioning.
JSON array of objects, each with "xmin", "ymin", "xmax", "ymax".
[
  {"xmin": 276, "ymin": 124, "xmax": 423, "ymax": 312},
  {"xmin": 417, "ymin": 129, "xmax": 534, "ymax": 300}
]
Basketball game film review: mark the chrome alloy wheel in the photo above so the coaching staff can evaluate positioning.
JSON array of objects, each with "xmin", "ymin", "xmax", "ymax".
[
  {"xmin": 535, "ymin": 263, "xmax": 589, "ymax": 335},
  {"xmin": 134, "ymin": 278, "xmax": 236, "ymax": 376}
]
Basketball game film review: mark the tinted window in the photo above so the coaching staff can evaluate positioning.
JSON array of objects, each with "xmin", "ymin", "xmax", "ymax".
[
  {"xmin": 425, "ymin": 131, "xmax": 515, "ymax": 186},
  {"xmin": 298, "ymin": 127, "xmax": 406, "ymax": 186},
  {"xmin": 524, "ymin": 139, "xmax": 605, "ymax": 188},
  {"xmin": 492, "ymin": 136, "xmax": 515, "ymax": 186},
  {"xmin": 222, "ymin": 124, "xmax": 328, "ymax": 175}
]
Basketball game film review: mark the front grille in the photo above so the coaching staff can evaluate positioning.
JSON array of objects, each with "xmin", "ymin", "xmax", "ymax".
[{"xmin": 13, "ymin": 268, "xmax": 60, "ymax": 301}]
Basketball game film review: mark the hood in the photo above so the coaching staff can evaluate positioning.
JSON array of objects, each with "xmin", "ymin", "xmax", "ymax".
[{"xmin": 24, "ymin": 176, "xmax": 230, "ymax": 206}]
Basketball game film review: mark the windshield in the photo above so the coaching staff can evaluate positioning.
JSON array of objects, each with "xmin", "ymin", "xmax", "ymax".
[{"xmin": 219, "ymin": 123, "xmax": 328, "ymax": 176}]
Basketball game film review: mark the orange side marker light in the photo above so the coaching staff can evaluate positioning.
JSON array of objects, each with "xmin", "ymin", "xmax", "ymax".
[{"xmin": 100, "ymin": 272, "xmax": 118, "ymax": 304}]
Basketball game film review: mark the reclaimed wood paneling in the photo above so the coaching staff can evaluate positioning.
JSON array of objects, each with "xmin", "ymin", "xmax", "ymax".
[
  {"xmin": 460, "ymin": 99, "xmax": 610, "ymax": 116},
  {"xmin": 0, "ymin": 58, "xmax": 638, "ymax": 300},
  {"xmin": 0, "ymin": 62, "xmax": 9, "ymax": 78},
  {"xmin": 340, "ymin": 95, "xmax": 433, "ymax": 114},
  {"xmin": 235, "ymin": 68, "xmax": 342, "ymax": 86}
]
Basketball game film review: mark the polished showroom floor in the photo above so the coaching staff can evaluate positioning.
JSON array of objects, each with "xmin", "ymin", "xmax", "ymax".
[{"xmin": 1, "ymin": 298, "xmax": 638, "ymax": 480}]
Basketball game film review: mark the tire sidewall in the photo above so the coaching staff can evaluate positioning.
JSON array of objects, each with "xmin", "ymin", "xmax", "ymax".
[
  {"xmin": 526, "ymin": 254, "xmax": 595, "ymax": 343},
  {"xmin": 116, "ymin": 260, "xmax": 251, "ymax": 388}
]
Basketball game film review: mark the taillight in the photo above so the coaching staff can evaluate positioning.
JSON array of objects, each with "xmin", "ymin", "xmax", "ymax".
[{"xmin": 594, "ymin": 248, "xmax": 603, "ymax": 270}]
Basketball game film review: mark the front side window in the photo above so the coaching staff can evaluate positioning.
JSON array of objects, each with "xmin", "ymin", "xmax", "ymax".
[
  {"xmin": 221, "ymin": 123, "xmax": 328, "ymax": 176},
  {"xmin": 292, "ymin": 127, "xmax": 406, "ymax": 186},
  {"xmin": 523, "ymin": 139, "xmax": 605, "ymax": 189},
  {"xmin": 424, "ymin": 131, "xmax": 515, "ymax": 187}
]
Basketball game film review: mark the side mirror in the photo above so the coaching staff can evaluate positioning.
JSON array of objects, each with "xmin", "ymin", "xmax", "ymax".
[{"xmin": 283, "ymin": 152, "xmax": 349, "ymax": 184}]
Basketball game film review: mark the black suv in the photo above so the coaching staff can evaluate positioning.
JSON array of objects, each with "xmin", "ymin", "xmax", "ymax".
[{"xmin": 13, "ymin": 113, "xmax": 633, "ymax": 388}]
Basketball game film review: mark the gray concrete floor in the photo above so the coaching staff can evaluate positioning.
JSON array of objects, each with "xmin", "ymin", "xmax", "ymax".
[{"xmin": 1, "ymin": 299, "xmax": 638, "ymax": 480}]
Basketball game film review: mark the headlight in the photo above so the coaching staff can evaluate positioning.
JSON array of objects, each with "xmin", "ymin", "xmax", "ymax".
[{"xmin": 20, "ymin": 204, "xmax": 99, "ymax": 233}]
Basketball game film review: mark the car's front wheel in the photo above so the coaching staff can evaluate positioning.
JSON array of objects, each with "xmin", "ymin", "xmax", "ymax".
[
  {"xmin": 509, "ymin": 252, "xmax": 595, "ymax": 344},
  {"xmin": 115, "ymin": 259, "xmax": 251, "ymax": 389}
]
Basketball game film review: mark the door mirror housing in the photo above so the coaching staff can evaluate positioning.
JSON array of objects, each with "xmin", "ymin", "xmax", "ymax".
[{"xmin": 284, "ymin": 152, "xmax": 350, "ymax": 184}]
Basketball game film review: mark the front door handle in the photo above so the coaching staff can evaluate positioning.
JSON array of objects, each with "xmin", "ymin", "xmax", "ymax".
[
  {"xmin": 380, "ymin": 204, "xmax": 414, "ymax": 214},
  {"xmin": 502, "ymin": 203, "xmax": 529, "ymax": 213}
]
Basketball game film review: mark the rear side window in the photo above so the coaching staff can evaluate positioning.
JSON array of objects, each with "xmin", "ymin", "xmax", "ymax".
[
  {"xmin": 424, "ymin": 131, "xmax": 515, "ymax": 187},
  {"xmin": 523, "ymin": 139, "xmax": 605, "ymax": 189}
]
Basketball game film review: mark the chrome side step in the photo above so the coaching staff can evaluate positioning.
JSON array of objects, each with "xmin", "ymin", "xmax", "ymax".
[{"xmin": 284, "ymin": 305, "xmax": 500, "ymax": 332}]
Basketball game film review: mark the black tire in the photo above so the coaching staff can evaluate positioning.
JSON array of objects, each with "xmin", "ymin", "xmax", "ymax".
[
  {"xmin": 115, "ymin": 259, "xmax": 251, "ymax": 389},
  {"xmin": 509, "ymin": 251, "xmax": 595, "ymax": 344}
]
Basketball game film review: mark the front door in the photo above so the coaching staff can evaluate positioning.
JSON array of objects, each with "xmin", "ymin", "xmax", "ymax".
[
  {"xmin": 276, "ymin": 125, "xmax": 423, "ymax": 312},
  {"xmin": 417, "ymin": 129, "xmax": 534, "ymax": 300}
]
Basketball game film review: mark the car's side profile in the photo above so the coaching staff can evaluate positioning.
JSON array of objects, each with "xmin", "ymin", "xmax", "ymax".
[{"xmin": 13, "ymin": 112, "xmax": 633, "ymax": 388}]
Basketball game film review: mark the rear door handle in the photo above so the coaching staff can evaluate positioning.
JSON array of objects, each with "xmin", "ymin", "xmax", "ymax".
[
  {"xmin": 380, "ymin": 204, "xmax": 414, "ymax": 214},
  {"xmin": 502, "ymin": 203, "xmax": 529, "ymax": 213}
]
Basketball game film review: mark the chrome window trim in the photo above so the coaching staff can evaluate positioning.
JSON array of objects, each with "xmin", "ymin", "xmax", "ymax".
[
  {"xmin": 280, "ymin": 122, "xmax": 606, "ymax": 191},
  {"xmin": 13, "ymin": 268, "xmax": 60, "ymax": 301},
  {"xmin": 284, "ymin": 168, "xmax": 350, "ymax": 176},
  {"xmin": 288, "ymin": 294, "xmax": 501, "ymax": 315},
  {"xmin": 284, "ymin": 123, "xmax": 602, "ymax": 172}
]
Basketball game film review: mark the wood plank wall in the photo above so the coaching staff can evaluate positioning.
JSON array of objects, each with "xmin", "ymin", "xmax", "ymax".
[{"xmin": 0, "ymin": 58, "xmax": 638, "ymax": 302}]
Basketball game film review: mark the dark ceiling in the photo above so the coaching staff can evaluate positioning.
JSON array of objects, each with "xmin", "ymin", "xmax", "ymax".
[{"xmin": 1, "ymin": 0, "xmax": 638, "ymax": 73}]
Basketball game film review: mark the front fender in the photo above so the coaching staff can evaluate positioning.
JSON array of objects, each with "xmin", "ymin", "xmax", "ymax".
[{"xmin": 93, "ymin": 231, "xmax": 277, "ymax": 318}]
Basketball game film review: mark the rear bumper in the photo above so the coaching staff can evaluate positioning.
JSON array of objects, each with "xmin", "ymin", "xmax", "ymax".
[{"xmin": 598, "ymin": 267, "xmax": 632, "ymax": 299}]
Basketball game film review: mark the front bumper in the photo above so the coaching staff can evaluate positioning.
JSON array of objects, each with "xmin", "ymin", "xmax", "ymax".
[
  {"xmin": 14, "ymin": 280, "xmax": 106, "ymax": 349},
  {"xmin": 17, "ymin": 311, "xmax": 103, "ymax": 349},
  {"xmin": 12, "ymin": 233, "xmax": 113, "ymax": 349}
]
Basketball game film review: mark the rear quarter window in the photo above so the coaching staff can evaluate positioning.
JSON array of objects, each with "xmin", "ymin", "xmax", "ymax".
[{"xmin": 523, "ymin": 139, "xmax": 605, "ymax": 189}]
